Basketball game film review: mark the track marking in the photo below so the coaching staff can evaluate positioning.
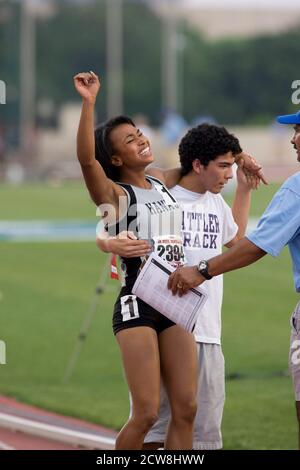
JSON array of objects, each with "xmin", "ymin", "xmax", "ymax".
[
  {"xmin": 0, "ymin": 440, "xmax": 15, "ymax": 450},
  {"xmin": 0, "ymin": 413, "xmax": 115, "ymax": 449}
]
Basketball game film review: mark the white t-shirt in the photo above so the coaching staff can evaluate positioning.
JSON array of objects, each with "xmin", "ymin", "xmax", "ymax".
[{"xmin": 170, "ymin": 185, "xmax": 238, "ymax": 344}]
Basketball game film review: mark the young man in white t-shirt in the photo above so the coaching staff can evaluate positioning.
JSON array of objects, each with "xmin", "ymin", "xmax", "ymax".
[{"xmin": 97, "ymin": 123, "xmax": 256, "ymax": 449}]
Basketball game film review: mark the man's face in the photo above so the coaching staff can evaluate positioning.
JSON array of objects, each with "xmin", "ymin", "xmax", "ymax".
[
  {"xmin": 202, "ymin": 152, "xmax": 234, "ymax": 194},
  {"xmin": 291, "ymin": 124, "xmax": 300, "ymax": 162}
]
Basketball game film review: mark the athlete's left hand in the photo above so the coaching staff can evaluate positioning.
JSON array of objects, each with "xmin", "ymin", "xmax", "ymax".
[
  {"xmin": 236, "ymin": 152, "xmax": 268, "ymax": 186},
  {"xmin": 236, "ymin": 157, "xmax": 260, "ymax": 190}
]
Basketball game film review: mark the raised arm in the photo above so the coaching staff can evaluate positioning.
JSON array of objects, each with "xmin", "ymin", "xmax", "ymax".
[
  {"xmin": 226, "ymin": 159, "xmax": 254, "ymax": 247},
  {"xmin": 235, "ymin": 151, "xmax": 268, "ymax": 186},
  {"xmin": 74, "ymin": 71, "xmax": 124, "ymax": 206},
  {"xmin": 146, "ymin": 151, "xmax": 267, "ymax": 190}
]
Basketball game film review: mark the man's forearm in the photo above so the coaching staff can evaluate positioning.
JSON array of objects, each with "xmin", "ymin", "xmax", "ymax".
[
  {"xmin": 168, "ymin": 237, "xmax": 267, "ymax": 295},
  {"xmin": 209, "ymin": 238, "xmax": 266, "ymax": 276}
]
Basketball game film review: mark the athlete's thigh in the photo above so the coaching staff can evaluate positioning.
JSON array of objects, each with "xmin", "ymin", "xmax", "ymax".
[
  {"xmin": 116, "ymin": 326, "xmax": 161, "ymax": 409},
  {"xmin": 158, "ymin": 325, "xmax": 198, "ymax": 403}
]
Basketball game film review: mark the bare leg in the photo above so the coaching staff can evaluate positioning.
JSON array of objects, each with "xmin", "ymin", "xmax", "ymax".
[
  {"xmin": 115, "ymin": 327, "xmax": 161, "ymax": 450},
  {"xmin": 159, "ymin": 325, "xmax": 198, "ymax": 450},
  {"xmin": 142, "ymin": 442, "xmax": 163, "ymax": 450}
]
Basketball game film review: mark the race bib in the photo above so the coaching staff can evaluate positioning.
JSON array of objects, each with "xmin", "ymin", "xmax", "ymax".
[{"xmin": 150, "ymin": 235, "xmax": 186, "ymax": 268}]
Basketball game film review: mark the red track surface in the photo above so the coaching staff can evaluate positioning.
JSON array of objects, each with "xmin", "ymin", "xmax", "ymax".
[
  {"xmin": 0, "ymin": 395, "xmax": 116, "ymax": 450},
  {"xmin": 0, "ymin": 427, "xmax": 82, "ymax": 450}
]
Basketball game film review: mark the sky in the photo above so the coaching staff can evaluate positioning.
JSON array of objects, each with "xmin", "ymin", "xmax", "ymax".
[{"xmin": 186, "ymin": 0, "xmax": 300, "ymax": 9}]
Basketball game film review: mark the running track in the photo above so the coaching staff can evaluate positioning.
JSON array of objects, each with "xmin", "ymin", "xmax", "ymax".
[{"xmin": 0, "ymin": 395, "xmax": 116, "ymax": 450}]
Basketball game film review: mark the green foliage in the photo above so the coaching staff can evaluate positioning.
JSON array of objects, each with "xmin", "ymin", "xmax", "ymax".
[
  {"xmin": 36, "ymin": 0, "xmax": 162, "ymax": 123},
  {"xmin": 36, "ymin": 1, "xmax": 107, "ymax": 120},
  {"xmin": 123, "ymin": 2, "xmax": 161, "ymax": 120},
  {"xmin": 2, "ymin": 1, "xmax": 300, "ymax": 126},
  {"xmin": 182, "ymin": 26, "xmax": 300, "ymax": 124},
  {"xmin": 0, "ymin": 1, "xmax": 20, "ymax": 127}
]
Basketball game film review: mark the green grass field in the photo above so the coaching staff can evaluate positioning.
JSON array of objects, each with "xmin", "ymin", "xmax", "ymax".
[{"xmin": 0, "ymin": 181, "xmax": 298, "ymax": 449}]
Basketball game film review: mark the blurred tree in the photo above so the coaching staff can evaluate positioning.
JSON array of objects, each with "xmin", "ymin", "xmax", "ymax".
[
  {"xmin": 123, "ymin": 1, "xmax": 161, "ymax": 123},
  {"xmin": 36, "ymin": 0, "xmax": 107, "ymax": 122},
  {"xmin": 36, "ymin": 0, "xmax": 161, "ymax": 124},
  {"xmin": 0, "ymin": 1, "xmax": 21, "ymax": 148},
  {"xmin": 30, "ymin": 0, "xmax": 300, "ymax": 126},
  {"xmin": 182, "ymin": 26, "xmax": 300, "ymax": 125}
]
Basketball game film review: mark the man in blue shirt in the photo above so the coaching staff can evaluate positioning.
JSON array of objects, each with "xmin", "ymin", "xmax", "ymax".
[{"xmin": 168, "ymin": 110, "xmax": 300, "ymax": 448}]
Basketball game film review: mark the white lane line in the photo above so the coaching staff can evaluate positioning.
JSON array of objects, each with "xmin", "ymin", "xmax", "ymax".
[
  {"xmin": 0, "ymin": 413, "xmax": 115, "ymax": 450},
  {"xmin": 0, "ymin": 440, "xmax": 15, "ymax": 450}
]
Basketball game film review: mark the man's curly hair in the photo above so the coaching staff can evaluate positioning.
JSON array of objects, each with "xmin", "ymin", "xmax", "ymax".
[{"xmin": 179, "ymin": 123, "xmax": 242, "ymax": 176}]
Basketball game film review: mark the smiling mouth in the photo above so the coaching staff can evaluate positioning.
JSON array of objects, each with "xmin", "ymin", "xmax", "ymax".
[{"xmin": 139, "ymin": 146, "xmax": 151, "ymax": 157}]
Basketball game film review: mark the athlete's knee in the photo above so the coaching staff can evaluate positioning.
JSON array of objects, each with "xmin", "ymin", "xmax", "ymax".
[
  {"xmin": 132, "ymin": 407, "xmax": 159, "ymax": 434},
  {"xmin": 171, "ymin": 399, "xmax": 197, "ymax": 425}
]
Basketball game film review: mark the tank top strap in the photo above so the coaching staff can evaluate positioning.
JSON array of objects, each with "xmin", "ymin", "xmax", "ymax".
[
  {"xmin": 146, "ymin": 175, "xmax": 178, "ymax": 204},
  {"xmin": 145, "ymin": 175, "xmax": 164, "ymax": 186},
  {"xmin": 106, "ymin": 182, "xmax": 139, "ymax": 237}
]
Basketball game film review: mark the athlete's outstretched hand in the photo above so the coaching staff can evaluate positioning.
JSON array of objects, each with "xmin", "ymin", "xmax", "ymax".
[
  {"xmin": 73, "ymin": 71, "xmax": 100, "ymax": 102},
  {"xmin": 236, "ymin": 152, "xmax": 268, "ymax": 186},
  {"xmin": 236, "ymin": 157, "xmax": 260, "ymax": 190}
]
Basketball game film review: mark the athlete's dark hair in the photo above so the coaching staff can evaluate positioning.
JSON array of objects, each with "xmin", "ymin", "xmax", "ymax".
[
  {"xmin": 179, "ymin": 123, "xmax": 242, "ymax": 176},
  {"xmin": 94, "ymin": 115, "xmax": 135, "ymax": 181}
]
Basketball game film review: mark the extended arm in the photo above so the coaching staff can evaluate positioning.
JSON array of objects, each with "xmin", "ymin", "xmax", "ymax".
[
  {"xmin": 167, "ymin": 238, "xmax": 266, "ymax": 295},
  {"xmin": 235, "ymin": 151, "xmax": 268, "ymax": 186},
  {"xmin": 74, "ymin": 71, "xmax": 124, "ymax": 206},
  {"xmin": 146, "ymin": 151, "xmax": 267, "ymax": 190},
  {"xmin": 205, "ymin": 238, "xmax": 266, "ymax": 276},
  {"xmin": 226, "ymin": 160, "xmax": 253, "ymax": 247}
]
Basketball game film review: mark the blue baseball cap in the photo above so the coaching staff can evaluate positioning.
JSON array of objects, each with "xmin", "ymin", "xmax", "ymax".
[{"xmin": 277, "ymin": 110, "xmax": 300, "ymax": 124}]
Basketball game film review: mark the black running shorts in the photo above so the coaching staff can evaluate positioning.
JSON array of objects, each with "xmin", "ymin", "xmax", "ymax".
[{"xmin": 113, "ymin": 285, "xmax": 175, "ymax": 335}]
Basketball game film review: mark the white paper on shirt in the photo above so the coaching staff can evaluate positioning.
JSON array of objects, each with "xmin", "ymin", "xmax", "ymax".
[{"xmin": 132, "ymin": 252, "xmax": 207, "ymax": 333}]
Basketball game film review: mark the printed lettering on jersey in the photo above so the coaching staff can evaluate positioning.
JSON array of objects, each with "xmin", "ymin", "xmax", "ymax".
[{"xmin": 181, "ymin": 209, "xmax": 221, "ymax": 250}]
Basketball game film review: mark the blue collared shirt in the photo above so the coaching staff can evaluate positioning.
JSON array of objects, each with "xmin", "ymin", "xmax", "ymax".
[{"xmin": 247, "ymin": 171, "xmax": 300, "ymax": 292}]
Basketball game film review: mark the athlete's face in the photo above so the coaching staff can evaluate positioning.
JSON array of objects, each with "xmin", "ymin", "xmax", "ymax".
[
  {"xmin": 291, "ymin": 125, "xmax": 300, "ymax": 162},
  {"xmin": 201, "ymin": 152, "xmax": 234, "ymax": 194},
  {"xmin": 109, "ymin": 123, "xmax": 154, "ymax": 170}
]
